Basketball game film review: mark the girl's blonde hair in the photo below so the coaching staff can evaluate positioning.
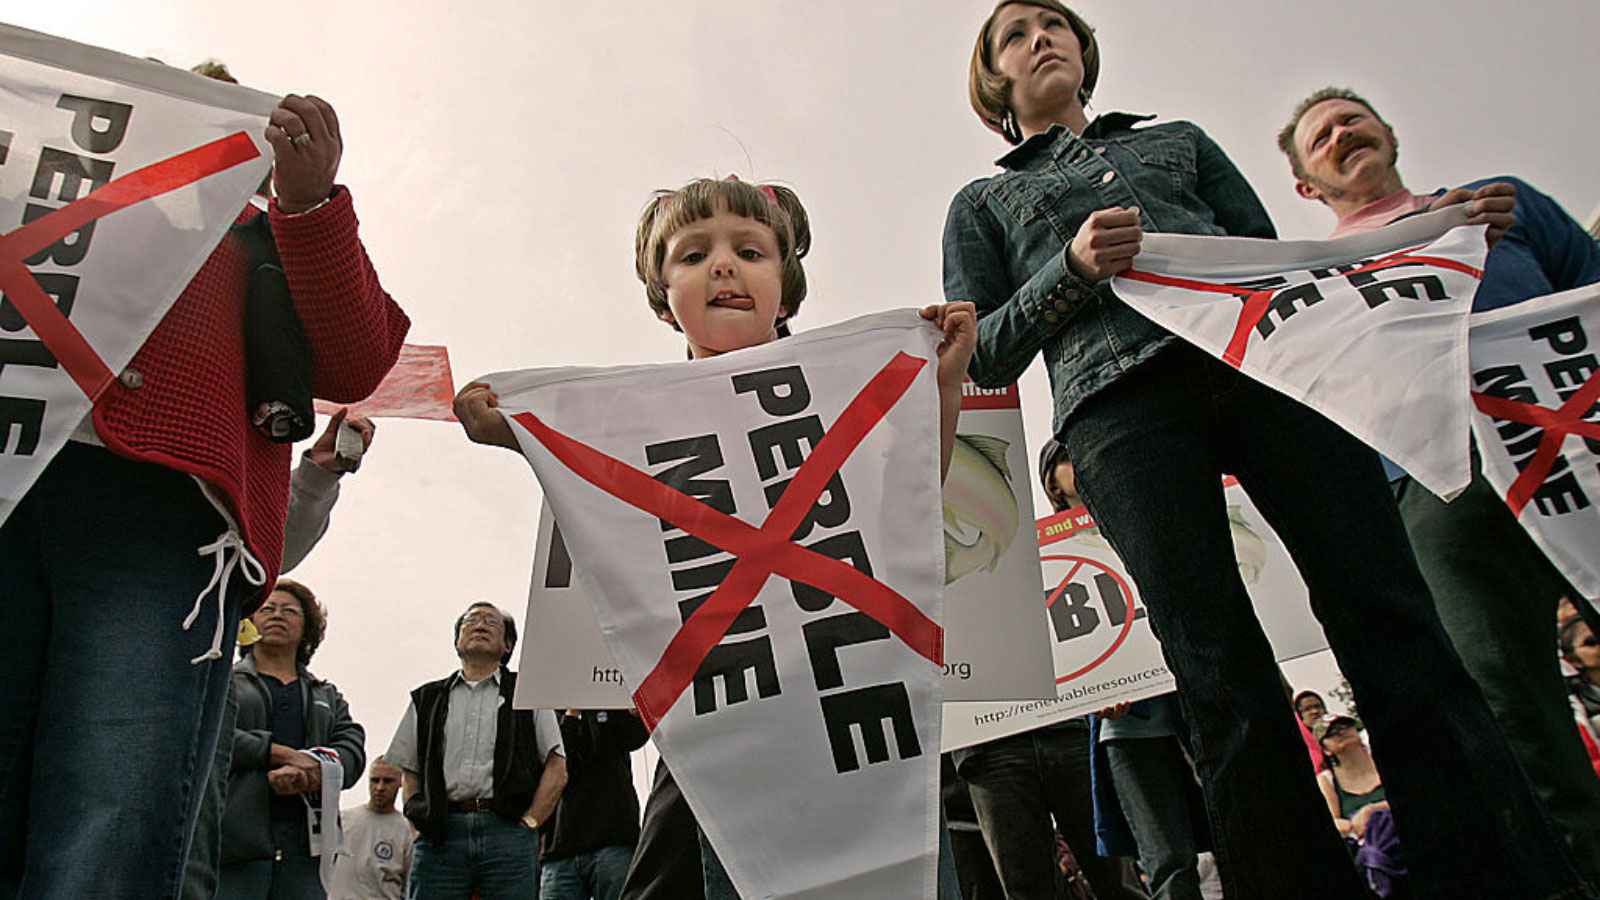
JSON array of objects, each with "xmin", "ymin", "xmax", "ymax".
[{"xmin": 635, "ymin": 178, "xmax": 812, "ymax": 330}]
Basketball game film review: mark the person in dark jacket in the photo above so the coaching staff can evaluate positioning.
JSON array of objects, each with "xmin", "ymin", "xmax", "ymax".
[
  {"xmin": 217, "ymin": 578, "xmax": 365, "ymax": 900},
  {"xmin": 387, "ymin": 601, "xmax": 567, "ymax": 900},
  {"xmin": 540, "ymin": 709, "xmax": 649, "ymax": 900}
]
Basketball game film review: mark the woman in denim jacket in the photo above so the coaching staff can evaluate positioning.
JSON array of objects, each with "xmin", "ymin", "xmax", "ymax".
[{"xmin": 942, "ymin": 4, "xmax": 1594, "ymax": 900}]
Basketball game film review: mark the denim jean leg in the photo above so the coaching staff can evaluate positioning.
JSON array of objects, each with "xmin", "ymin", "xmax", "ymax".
[
  {"xmin": 1220, "ymin": 372, "xmax": 1595, "ymax": 900},
  {"xmin": 960, "ymin": 735, "xmax": 1063, "ymax": 900},
  {"xmin": 1059, "ymin": 349, "xmax": 1365, "ymax": 900},
  {"xmin": 1395, "ymin": 470, "xmax": 1600, "ymax": 879},
  {"xmin": 0, "ymin": 445, "xmax": 244, "ymax": 900},
  {"xmin": 408, "ymin": 828, "xmax": 475, "ymax": 900},
  {"xmin": 1035, "ymin": 728, "xmax": 1147, "ymax": 900},
  {"xmin": 590, "ymin": 845, "xmax": 634, "ymax": 900},
  {"xmin": 541, "ymin": 857, "xmax": 585, "ymax": 900},
  {"xmin": 1105, "ymin": 738, "xmax": 1202, "ymax": 900},
  {"xmin": 0, "ymin": 489, "xmax": 50, "ymax": 899},
  {"xmin": 476, "ymin": 814, "xmax": 541, "ymax": 900},
  {"xmin": 184, "ymin": 683, "xmax": 239, "ymax": 900}
]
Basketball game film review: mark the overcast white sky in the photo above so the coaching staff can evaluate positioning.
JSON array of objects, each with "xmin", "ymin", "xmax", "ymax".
[{"xmin": 10, "ymin": 1, "xmax": 1597, "ymax": 801}]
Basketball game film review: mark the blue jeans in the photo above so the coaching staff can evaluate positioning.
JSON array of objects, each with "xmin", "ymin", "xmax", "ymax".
[
  {"xmin": 214, "ymin": 819, "xmax": 324, "ymax": 900},
  {"xmin": 540, "ymin": 845, "xmax": 633, "ymax": 900},
  {"xmin": 958, "ymin": 727, "xmax": 1146, "ymax": 900},
  {"xmin": 1105, "ymin": 738, "xmax": 1202, "ymax": 900},
  {"xmin": 409, "ymin": 812, "xmax": 540, "ymax": 900},
  {"xmin": 0, "ymin": 444, "xmax": 243, "ymax": 900},
  {"xmin": 1059, "ymin": 343, "xmax": 1593, "ymax": 900}
]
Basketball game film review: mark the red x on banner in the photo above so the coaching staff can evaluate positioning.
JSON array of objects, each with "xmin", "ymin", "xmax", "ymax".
[
  {"xmin": 0, "ymin": 131, "xmax": 261, "ymax": 400},
  {"xmin": 1472, "ymin": 370, "xmax": 1600, "ymax": 516},
  {"xmin": 1121, "ymin": 244, "xmax": 1482, "ymax": 367},
  {"xmin": 510, "ymin": 350, "xmax": 945, "ymax": 730}
]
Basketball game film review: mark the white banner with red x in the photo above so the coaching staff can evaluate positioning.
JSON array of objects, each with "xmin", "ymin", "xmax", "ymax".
[
  {"xmin": 1469, "ymin": 283, "xmax": 1600, "ymax": 602},
  {"xmin": 485, "ymin": 309, "xmax": 947, "ymax": 900},
  {"xmin": 0, "ymin": 23, "xmax": 275, "ymax": 526},
  {"xmin": 1112, "ymin": 207, "xmax": 1488, "ymax": 500}
]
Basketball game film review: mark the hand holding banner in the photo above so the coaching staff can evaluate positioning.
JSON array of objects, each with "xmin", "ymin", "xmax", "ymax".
[{"xmin": 0, "ymin": 23, "xmax": 275, "ymax": 526}]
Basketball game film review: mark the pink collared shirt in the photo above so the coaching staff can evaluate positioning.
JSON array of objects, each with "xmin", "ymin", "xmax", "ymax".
[{"xmin": 1330, "ymin": 189, "xmax": 1433, "ymax": 238}]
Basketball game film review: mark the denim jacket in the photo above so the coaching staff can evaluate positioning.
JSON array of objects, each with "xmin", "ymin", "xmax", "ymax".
[{"xmin": 942, "ymin": 113, "xmax": 1275, "ymax": 432}]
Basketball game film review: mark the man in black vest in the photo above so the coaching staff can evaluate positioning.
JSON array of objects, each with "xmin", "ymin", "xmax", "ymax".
[{"xmin": 387, "ymin": 601, "xmax": 567, "ymax": 899}]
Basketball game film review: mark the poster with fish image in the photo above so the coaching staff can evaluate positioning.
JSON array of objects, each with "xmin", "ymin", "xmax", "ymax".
[
  {"xmin": 942, "ymin": 478, "xmax": 1328, "ymax": 751},
  {"xmin": 516, "ymin": 378, "xmax": 1057, "ymax": 707}
]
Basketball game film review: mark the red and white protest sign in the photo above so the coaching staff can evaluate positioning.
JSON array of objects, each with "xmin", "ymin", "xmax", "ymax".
[
  {"xmin": 487, "ymin": 310, "xmax": 947, "ymax": 900},
  {"xmin": 1468, "ymin": 283, "xmax": 1600, "ymax": 602},
  {"xmin": 313, "ymin": 343, "xmax": 456, "ymax": 421},
  {"xmin": 1113, "ymin": 208, "xmax": 1487, "ymax": 500},
  {"xmin": 0, "ymin": 23, "xmax": 274, "ymax": 526},
  {"xmin": 514, "ymin": 377, "xmax": 1056, "ymax": 710},
  {"xmin": 943, "ymin": 478, "xmax": 1327, "ymax": 750}
]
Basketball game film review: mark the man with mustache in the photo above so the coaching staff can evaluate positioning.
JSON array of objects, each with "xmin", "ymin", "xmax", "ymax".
[{"xmin": 1280, "ymin": 86, "xmax": 1600, "ymax": 878}]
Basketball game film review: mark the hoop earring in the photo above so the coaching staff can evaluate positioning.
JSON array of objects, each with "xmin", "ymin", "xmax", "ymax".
[{"xmin": 1001, "ymin": 108, "xmax": 1023, "ymax": 145}]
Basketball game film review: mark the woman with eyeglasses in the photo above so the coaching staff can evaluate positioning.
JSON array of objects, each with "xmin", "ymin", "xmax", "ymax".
[{"xmin": 216, "ymin": 578, "xmax": 365, "ymax": 900}]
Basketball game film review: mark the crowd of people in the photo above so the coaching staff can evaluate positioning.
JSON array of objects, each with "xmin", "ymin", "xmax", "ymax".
[{"xmin": 3, "ymin": 1, "xmax": 1598, "ymax": 899}]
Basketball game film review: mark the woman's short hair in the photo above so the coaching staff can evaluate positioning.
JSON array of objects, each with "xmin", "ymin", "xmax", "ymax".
[
  {"xmin": 634, "ymin": 178, "xmax": 812, "ymax": 330},
  {"xmin": 968, "ymin": 0, "xmax": 1100, "ymax": 144},
  {"xmin": 260, "ymin": 578, "xmax": 326, "ymax": 668}
]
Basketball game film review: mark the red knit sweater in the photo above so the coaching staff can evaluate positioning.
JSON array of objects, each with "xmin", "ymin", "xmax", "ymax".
[{"xmin": 91, "ymin": 185, "xmax": 408, "ymax": 599}]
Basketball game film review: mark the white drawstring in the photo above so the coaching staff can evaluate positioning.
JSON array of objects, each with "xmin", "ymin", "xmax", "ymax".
[{"xmin": 183, "ymin": 528, "xmax": 266, "ymax": 664}]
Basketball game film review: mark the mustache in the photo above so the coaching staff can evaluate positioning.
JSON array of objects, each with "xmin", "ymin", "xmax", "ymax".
[{"xmin": 1334, "ymin": 132, "xmax": 1380, "ymax": 166}]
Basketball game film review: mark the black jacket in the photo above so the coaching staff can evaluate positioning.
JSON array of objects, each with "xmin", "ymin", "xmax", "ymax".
[
  {"xmin": 542, "ymin": 709, "xmax": 650, "ymax": 859},
  {"xmin": 404, "ymin": 667, "xmax": 554, "ymax": 843}
]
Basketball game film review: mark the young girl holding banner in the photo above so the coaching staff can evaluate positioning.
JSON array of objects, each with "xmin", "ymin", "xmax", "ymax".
[{"xmin": 455, "ymin": 177, "xmax": 977, "ymax": 899}]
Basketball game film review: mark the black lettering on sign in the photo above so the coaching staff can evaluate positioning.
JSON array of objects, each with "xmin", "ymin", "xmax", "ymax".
[
  {"xmin": 1255, "ymin": 282, "xmax": 1324, "ymax": 339},
  {"xmin": 732, "ymin": 365, "xmax": 810, "ymax": 417},
  {"xmin": 1472, "ymin": 364, "xmax": 1536, "ymax": 404},
  {"xmin": 1048, "ymin": 579, "xmax": 1101, "ymax": 641},
  {"xmin": 30, "ymin": 147, "xmax": 114, "ymax": 204},
  {"xmin": 802, "ymin": 612, "xmax": 890, "ymax": 691},
  {"xmin": 1356, "ymin": 273, "xmax": 1448, "ymax": 309},
  {"xmin": 56, "ymin": 94, "xmax": 133, "ymax": 154},
  {"xmin": 1471, "ymin": 364, "xmax": 1542, "ymax": 451},
  {"xmin": 0, "ymin": 338, "xmax": 58, "ymax": 378},
  {"xmin": 646, "ymin": 434, "xmax": 734, "ymax": 517},
  {"xmin": 765, "ymin": 473, "xmax": 852, "ymax": 542},
  {"xmin": 748, "ymin": 415, "xmax": 822, "ymax": 480},
  {"xmin": 21, "ymin": 202, "xmax": 97, "ymax": 267},
  {"xmin": 678, "ymin": 593, "xmax": 768, "ymax": 635},
  {"xmin": 1529, "ymin": 317, "xmax": 1587, "ymax": 356},
  {"xmin": 1531, "ymin": 458, "xmax": 1591, "ymax": 516},
  {"xmin": 0, "ymin": 273, "xmax": 79, "ymax": 333},
  {"xmin": 543, "ymin": 519, "xmax": 573, "ymax": 589},
  {"xmin": 791, "ymin": 531, "xmax": 873, "ymax": 613},
  {"xmin": 0, "ymin": 396, "xmax": 45, "ymax": 455},
  {"xmin": 692, "ymin": 636, "xmax": 780, "ymax": 715},
  {"xmin": 820, "ymin": 683, "xmax": 921, "ymax": 773}
]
